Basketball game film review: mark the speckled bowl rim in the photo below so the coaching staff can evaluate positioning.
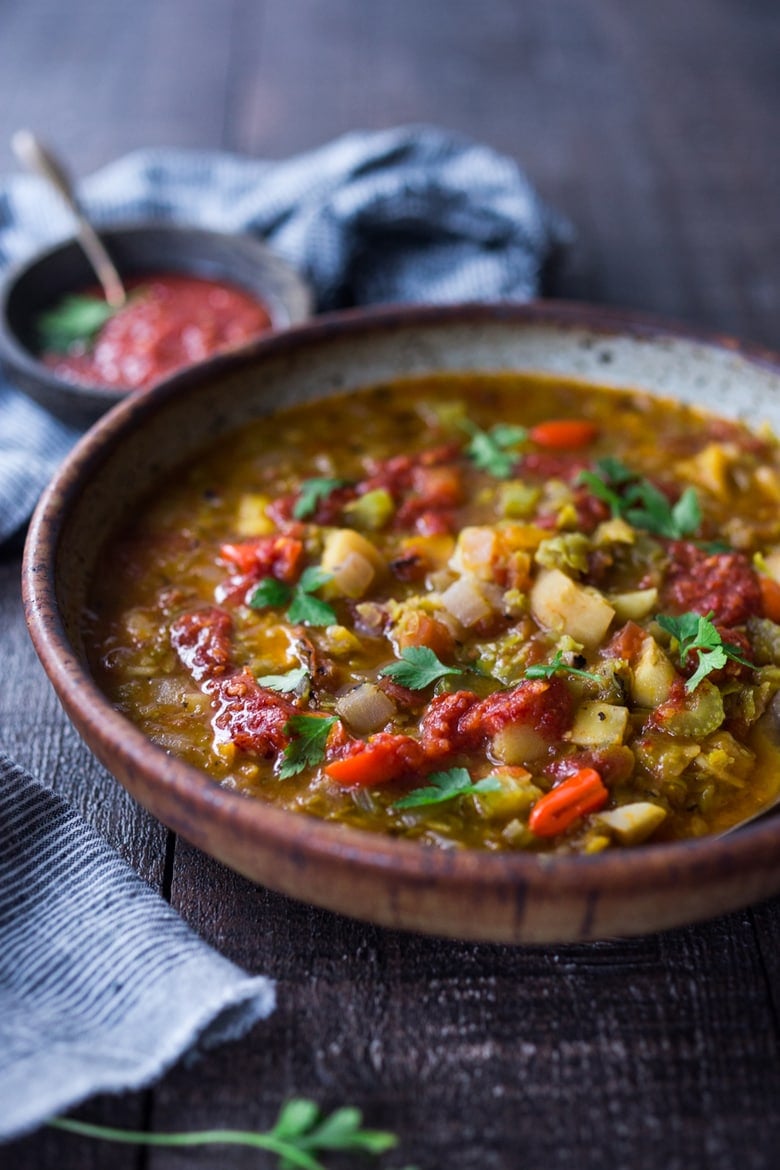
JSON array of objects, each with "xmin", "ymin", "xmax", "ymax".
[{"xmin": 22, "ymin": 301, "xmax": 780, "ymax": 941}]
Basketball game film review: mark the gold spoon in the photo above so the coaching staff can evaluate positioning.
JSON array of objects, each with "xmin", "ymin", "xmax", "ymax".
[{"xmin": 12, "ymin": 129, "xmax": 127, "ymax": 309}]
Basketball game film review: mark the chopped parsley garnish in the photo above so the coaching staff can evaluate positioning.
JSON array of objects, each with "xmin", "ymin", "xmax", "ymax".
[
  {"xmin": 248, "ymin": 565, "xmax": 337, "ymax": 627},
  {"xmin": 462, "ymin": 420, "xmax": 528, "ymax": 478},
  {"xmin": 656, "ymin": 610, "xmax": 752, "ymax": 692},
  {"xmin": 380, "ymin": 646, "xmax": 464, "ymax": 690},
  {"xmin": 578, "ymin": 457, "xmax": 701, "ymax": 539},
  {"xmin": 525, "ymin": 650, "xmax": 601, "ymax": 683},
  {"xmin": 293, "ymin": 476, "xmax": 348, "ymax": 520},
  {"xmin": 393, "ymin": 766, "xmax": 501, "ymax": 810},
  {"xmin": 280, "ymin": 714, "xmax": 339, "ymax": 778},
  {"xmin": 38, "ymin": 294, "xmax": 118, "ymax": 352},
  {"xmin": 255, "ymin": 665, "xmax": 309, "ymax": 693}
]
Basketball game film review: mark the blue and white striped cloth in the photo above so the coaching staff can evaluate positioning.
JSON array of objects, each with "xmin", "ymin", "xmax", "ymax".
[
  {"xmin": 0, "ymin": 124, "xmax": 569, "ymax": 543},
  {"xmin": 0, "ymin": 127, "xmax": 569, "ymax": 1140}
]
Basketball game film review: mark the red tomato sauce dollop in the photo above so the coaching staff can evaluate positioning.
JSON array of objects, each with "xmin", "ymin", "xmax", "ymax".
[{"xmin": 45, "ymin": 273, "xmax": 272, "ymax": 391}]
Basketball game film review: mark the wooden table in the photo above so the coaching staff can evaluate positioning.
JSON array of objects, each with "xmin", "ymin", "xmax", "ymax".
[{"xmin": 2, "ymin": 2, "xmax": 779, "ymax": 1166}]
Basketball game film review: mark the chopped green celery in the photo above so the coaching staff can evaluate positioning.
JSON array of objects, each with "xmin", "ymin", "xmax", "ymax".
[
  {"xmin": 343, "ymin": 488, "xmax": 394, "ymax": 531},
  {"xmin": 497, "ymin": 480, "xmax": 541, "ymax": 519},
  {"xmin": 691, "ymin": 730, "xmax": 755, "ymax": 784},
  {"xmin": 746, "ymin": 616, "xmax": 780, "ymax": 666},
  {"xmin": 417, "ymin": 398, "xmax": 468, "ymax": 433},
  {"xmin": 475, "ymin": 772, "xmax": 542, "ymax": 820},
  {"xmin": 534, "ymin": 532, "xmax": 591, "ymax": 575},
  {"xmin": 503, "ymin": 588, "xmax": 528, "ymax": 618},
  {"xmin": 654, "ymin": 678, "xmax": 725, "ymax": 737},
  {"xmin": 477, "ymin": 631, "xmax": 534, "ymax": 685},
  {"xmin": 634, "ymin": 734, "xmax": 702, "ymax": 781}
]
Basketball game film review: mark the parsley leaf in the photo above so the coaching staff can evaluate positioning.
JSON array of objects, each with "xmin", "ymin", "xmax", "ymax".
[
  {"xmin": 462, "ymin": 420, "xmax": 528, "ymax": 478},
  {"xmin": 293, "ymin": 477, "xmax": 348, "ymax": 520},
  {"xmin": 380, "ymin": 646, "xmax": 464, "ymax": 690},
  {"xmin": 38, "ymin": 294, "xmax": 118, "ymax": 353},
  {"xmin": 255, "ymin": 665, "xmax": 309, "ymax": 693},
  {"xmin": 577, "ymin": 458, "xmax": 701, "ymax": 539},
  {"xmin": 248, "ymin": 577, "xmax": 292, "ymax": 609},
  {"xmin": 280, "ymin": 714, "xmax": 339, "ymax": 778},
  {"xmin": 525, "ymin": 649, "xmax": 601, "ymax": 683},
  {"xmin": 248, "ymin": 568, "xmax": 337, "ymax": 627},
  {"xmin": 393, "ymin": 766, "xmax": 501, "ymax": 810},
  {"xmin": 656, "ymin": 610, "xmax": 752, "ymax": 692},
  {"xmin": 287, "ymin": 592, "xmax": 338, "ymax": 626}
]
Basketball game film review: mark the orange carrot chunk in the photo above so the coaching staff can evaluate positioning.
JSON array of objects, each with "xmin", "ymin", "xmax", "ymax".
[
  {"xmin": 325, "ymin": 733, "xmax": 425, "ymax": 788},
  {"xmin": 759, "ymin": 576, "xmax": 780, "ymax": 623},
  {"xmin": 528, "ymin": 767, "xmax": 608, "ymax": 837},
  {"xmin": 529, "ymin": 419, "xmax": 598, "ymax": 450}
]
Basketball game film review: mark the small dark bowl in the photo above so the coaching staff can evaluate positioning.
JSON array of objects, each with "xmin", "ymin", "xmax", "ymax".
[{"xmin": 0, "ymin": 224, "xmax": 312, "ymax": 427}]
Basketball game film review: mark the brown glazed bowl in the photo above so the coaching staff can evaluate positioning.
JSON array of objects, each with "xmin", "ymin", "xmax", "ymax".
[
  {"xmin": 0, "ymin": 224, "xmax": 312, "ymax": 427},
  {"xmin": 22, "ymin": 302, "xmax": 780, "ymax": 943}
]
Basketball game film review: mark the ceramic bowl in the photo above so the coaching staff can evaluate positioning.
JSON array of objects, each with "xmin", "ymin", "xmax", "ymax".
[
  {"xmin": 0, "ymin": 223, "xmax": 312, "ymax": 427},
  {"xmin": 22, "ymin": 302, "xmax": 780, "ymax": 943}
]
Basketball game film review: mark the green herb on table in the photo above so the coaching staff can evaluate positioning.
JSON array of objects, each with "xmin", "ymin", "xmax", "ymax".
[
  {"xmin": 49, "ymin": 1097, "xmax": 399, "ymax": 1169},
  {"xmin": 393, "ymin": 766, "xmax": 501, "ymax": 810},
  {"xmin": 462, "ymin": 420, "xmax": 528, "ymax": 478},
  {"xmin": 525, "ymin": 649, "xmax": 601, "ymax": 684},
  {"xmin": 256, "ymin": 665, "xmax": 310, "ymax": 694},
  {"xmin": 656, "ymin": 610, "xmax": 752, "ymax": 691},
  {"xmin": 248, "ymin": 566, "xmax": 337, "ymax": 627},
  {"xmin": 380, "ymin": 646, "xmax": 464, "ymax": 690},
  {"xmin": 293, "ymin": 477, "xmax": 349, "ymax": 520},
  {"xmin": 578, "ymin": 457, "xmax": 701, "ymax": 540},
  {"xmin": 38, "ymin": 294, "xmax": 118, "ymax": 353},
  {"xmin": 280, "ymin": 714, "xmax": 339, "ymax": 778}
]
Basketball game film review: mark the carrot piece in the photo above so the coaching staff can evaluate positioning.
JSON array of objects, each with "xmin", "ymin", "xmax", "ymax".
[
  {"xmin": 324, "ymin": 733, "xmax": 424, "ymax": 788},
  {"xmin": 529, "ymin": 419, "xmax": 598, "ymax": 450},
  {"xmin": 760, "ymin": 576, "xmax": 780, "ymax": 623},
  {"xmin": 528, "ymin": 767, "xmax": 608, "ymax": 837}
]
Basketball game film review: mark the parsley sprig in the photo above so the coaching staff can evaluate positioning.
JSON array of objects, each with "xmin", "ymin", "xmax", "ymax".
[
  {"xmin": 656, "ymin": 610, "xmax": 752, "ymax": 692},
  {"xmin": 48, "ymin": 1098, "xmax": 399, "ymax": 1169},
  {"xmin": 249, "ymin": 566, "xmax": 337, "ymax": 627},
  {"xmin": 380, "ymin": 646, "xmax": 464, "ymax": 690},
  {"xmin": 38, "ymin": 294, "xmax": 118, "ymax": 352},
  {"xmin": 393, "ymin": 766, "xmax": 501, "ymax": 810},
  {"xmin": 578, "ymin": 457, "xmax": 701, "ymax": 540},
  {"xmin": 256, "ymin": 665, "xmax": 310, "ymax": 694},
  {"xmin": 525, "ymin": 650, "xmax": 601, "ymax": 683},
  {"xmin": 280, "ymin": 714, "xmax": 339, "ymax": 778},
  {"xmin": 462, "ymin": 420, "xmax": 528, "ymax": 478},
  {"xmin": 293, "ymin": 477, "xmax": 349, "ymax": 521}
]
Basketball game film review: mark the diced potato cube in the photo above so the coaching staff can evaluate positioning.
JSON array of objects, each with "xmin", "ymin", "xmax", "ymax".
[
  {"xmin": 440, "ymin": 576, "xmax": 501, "ymax": 627},
  {"xmin": 597, "ymin": 802, "xmax": 667, "ymax": 845},
  {"xmin": 450, "ymin": 526, "xmax": 501, "ymax": 580},
  {"xmin": 763, "ymin": 550, "xmax": 780, "ymax": 584},
  {"xmin": 321, "ymin": 528, "xmax": 386, "ymax": 598},
  {"xmin": 492, "ymin": 723, "xmax": 549, "ymax": 764},
  {"xmin": 631, "ymin": 636, "xmax": 677, "ymax": 707},
  {"xmin": 234, "ymin": 493, "xmax": 275, "ymax": 536},
  {"xmin": 568, "ymin": 701, "xmax": 629, "ymax": 747},
  {"xmin": 335, "ymin": 683, "xmax": 396, "ymax": 735},
  {"xmin": 609, "ymin": 588, "xmax": 659, "ymax": 623},
  {"xmin": 530, "ymin": 568, "xmax": 615, "ymax": 647}
]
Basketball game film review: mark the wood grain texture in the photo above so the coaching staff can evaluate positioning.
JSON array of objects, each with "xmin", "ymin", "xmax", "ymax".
[{"xmin": 1, "ymin": 0, "xmax": 779, "ymax": 1166}]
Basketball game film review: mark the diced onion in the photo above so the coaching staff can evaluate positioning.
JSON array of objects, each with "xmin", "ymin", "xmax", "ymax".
[{"xmin": 335, "ymin": 683, "xmax": 396, "ymax": 735}]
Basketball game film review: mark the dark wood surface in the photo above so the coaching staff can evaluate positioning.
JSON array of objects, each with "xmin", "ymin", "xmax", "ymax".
[{"xmin": 2, "ymin": 1, "xmax": 779, "ymax": 1166}]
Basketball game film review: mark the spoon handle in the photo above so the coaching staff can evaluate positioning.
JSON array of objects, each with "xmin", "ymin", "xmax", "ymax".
[{"xmin": 12, "ymin": 129, "xmax": 127, "ymax": 309}]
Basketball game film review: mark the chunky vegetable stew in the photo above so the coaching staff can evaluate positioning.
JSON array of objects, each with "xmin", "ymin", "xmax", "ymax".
[{"xmin": 86, "ymin": 372, "xmax": 780, "ymax": 853}]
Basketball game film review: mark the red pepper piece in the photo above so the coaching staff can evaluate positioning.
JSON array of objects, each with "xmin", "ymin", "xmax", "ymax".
[{"xmin": 528, "ymin": 767, "xmax": 608, "ymax": 838}]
